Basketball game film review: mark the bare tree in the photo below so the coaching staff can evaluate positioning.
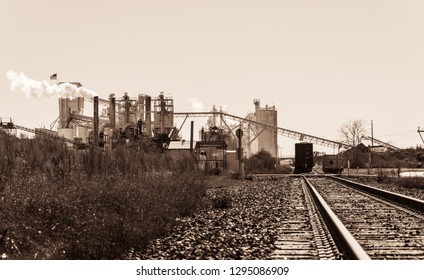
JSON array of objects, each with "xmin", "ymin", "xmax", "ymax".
[
  {"xmin": 339, "ymin": 119, "xmax": 367, "ymax": 167},
  {"xmin": 339, "ymin": 119, "xmax": 367, "ymax": 147}
]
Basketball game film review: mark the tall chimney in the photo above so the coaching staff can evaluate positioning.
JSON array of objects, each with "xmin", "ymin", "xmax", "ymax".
[
  {"xmin": 145, "ymin": 95, "xmax": 152, "ymax": 137},
  {"xmin": 109, "ymin": 94, "xmax": 116, "ymax": 129},
  {"xmin": 190, "ymin": 121, "xmax": 194, "ymax": 153},
  {"xmin": 254, "ymin": 99, "xmax": 260, "ymax": 114},
  {"xmin": 123, "ymin": 92, "xmax": 130, "ymax": 124},
  {"xmin": 93, "ymin": 96, "xmax": 99, "ymax": 147},
  {"xmin": 160, "ymin": 92, "xmax": 165, "ymax": 134}
]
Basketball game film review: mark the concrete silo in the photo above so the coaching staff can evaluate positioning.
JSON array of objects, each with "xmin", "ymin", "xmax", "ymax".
[{"xmin": 254, "ymin": 99, "xmax": 278, "ymax": 158}]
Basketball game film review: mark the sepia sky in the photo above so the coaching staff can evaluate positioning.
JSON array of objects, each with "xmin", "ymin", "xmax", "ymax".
[{"xmin": 1, "ymin": 0, "xmax": 424, "ymax": 155}]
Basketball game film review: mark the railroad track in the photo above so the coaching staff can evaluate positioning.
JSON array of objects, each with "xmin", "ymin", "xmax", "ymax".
[
  {"xmin": 131, "ymin": 175, "xmax": 423, "ymax": 260},
  {"xmin": 270, "ymin": 176, "xmax": 369, "ymax": 260},
  {"xmin": 307, "ymin": 176, "xmax": 424, "ymax": 259},
  {"xmin": 270, "ymin": 177, "xmax": 339, "ymax": 259}
]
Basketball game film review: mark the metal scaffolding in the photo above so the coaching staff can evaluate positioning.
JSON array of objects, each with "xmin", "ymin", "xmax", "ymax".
[{"xmin": 174, "ymin": 111, "xmax": 349, "ymax": 150}]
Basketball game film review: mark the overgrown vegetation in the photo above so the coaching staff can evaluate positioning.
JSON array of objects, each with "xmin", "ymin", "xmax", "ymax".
[
  {"xmin": 210, "ymin": 189, "xmax": 233, "ymax": 209},
  {"xmin": 358, "ymin": 169, "xmax": 424, "ymax": 190},
  {"xmin": 397, "ymin": 177, "xmax": 424, "ymax": 190},
  {"xmin": 245, "ymin": 149, "xmax": 293, "ymax": 174},
  {"xmin": 0, "ymin": 131, "xmax": 205, "ymax": 259}
]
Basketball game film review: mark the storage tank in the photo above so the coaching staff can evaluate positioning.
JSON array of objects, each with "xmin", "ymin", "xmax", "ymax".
[
  {"xmin": 58, "ymin": 128, "xmax": 74, "ymax": 147},
  {"xmin": 58, "ymin": 95, "xmax": 84, "ymax": 129},
  {"xmin": 58, "ymin": 128, "xmax": 74, "ymax": 140},
  {"xmin": 254, "ymin": 99, "xmax": 278, "ymax": 158},
  {"xmin": 153, "ymin": 93, "xmax": 174, "ymax": 136},
  {"xmin": 77, "ymin": 127, "xmax": 89, "ymax": 143}
]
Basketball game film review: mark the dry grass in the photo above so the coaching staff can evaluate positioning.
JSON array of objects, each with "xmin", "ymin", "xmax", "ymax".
[{"xmin": 0, "ymin": 131, "xmax": 205, "ymax": 259}]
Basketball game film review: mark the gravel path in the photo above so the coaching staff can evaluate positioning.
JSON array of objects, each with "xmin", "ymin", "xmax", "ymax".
[
  {"xmin": 132, "ymin": 178, "xmax": 294, "ymax": 260},
  {"xmin": 129, "ymin": 175, "xmax": 424, "ymax": 260}
]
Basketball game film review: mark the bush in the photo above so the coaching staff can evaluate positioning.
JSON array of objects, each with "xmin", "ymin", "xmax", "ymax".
[
  {"xmin": 0, "ymin": 132, "xmax": 205, "ymax": 259},
  {"xmin": 245, "ymin": 149, "xmax": 292, "ymax": 174},
  {"xmin": 211, "ymin": 190, "xmax": 233, "ymax": 209},
  {"xmin": 397, "ymin": 177, "xmax": 424, "ymax": 190}
]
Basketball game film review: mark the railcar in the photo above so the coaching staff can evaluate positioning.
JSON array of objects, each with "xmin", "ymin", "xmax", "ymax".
[
  {"xmin": 322, "ymin": 154, "xmax": 345, "ymax": 174},
  {"xmin": 294, "ymin": 142, "xmax": 314, "ymax": 174}
]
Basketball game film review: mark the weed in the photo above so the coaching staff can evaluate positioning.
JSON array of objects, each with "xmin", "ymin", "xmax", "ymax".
[
  {"xmin": 397, "ymin": 177, "xmax": 424, "ymax": 190},
  {"xmin": 0, "ymin": 132, "xmax": 205, "ymax": 259},
  {"xmin": 211, "ymin": 191, "xmax": 233, "ymax": 209}
]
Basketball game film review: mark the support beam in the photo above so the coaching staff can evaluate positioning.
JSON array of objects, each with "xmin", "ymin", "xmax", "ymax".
[{"xmin": 174, "ymin": 111, "xmax": 348, "ymax": 150}]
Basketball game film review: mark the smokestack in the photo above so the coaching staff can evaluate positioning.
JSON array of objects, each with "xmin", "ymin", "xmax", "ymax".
[
  {"xmin": 201, "ymin": 126, "xmax": 205, "ymax": 141},
  {"xmin": 58, "ymin": 98, "xmax": 68, "ymax": 129},
  {"xmin": 123, "ymin": 92, "xmax": 130, "ymax": 124},
  {"xmin": 109, "ymin": 94, "xmax": 116, "ymax": 129},
  {"xmin": 93, "ymin": 96, "xmax": 99, "ymax": 147},
  {"xmin": 160, "ymin": 92, "xmax": 165, "ymax": 134},
  {"xmin": 190, "ymin": 121, "xmax": 194, "ymax": 153},
  {"xmin": 254, "ymin": 99, "xmax": 260, "ymax": 114},
  {"xmin": 145, "ymin": 95, "xmax": 152, "ymax": 137}
]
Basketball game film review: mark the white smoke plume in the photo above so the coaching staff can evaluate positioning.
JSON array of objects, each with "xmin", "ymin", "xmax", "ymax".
[
  {"xmin": 6, "ymin": 71, "xmax": 97, "ymax": 99},
  {"xmin": 188, "ymin": 97, "xmax": 204, "ymax": 112}
]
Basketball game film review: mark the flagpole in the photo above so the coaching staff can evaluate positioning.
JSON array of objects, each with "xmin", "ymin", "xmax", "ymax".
[{"xmin": 50, "ymin": 73, "xmax": 58, "ymax": 84}]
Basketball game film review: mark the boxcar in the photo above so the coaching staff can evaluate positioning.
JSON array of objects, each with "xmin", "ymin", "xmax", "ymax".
[
  {"xmin": 294, "ymin": 143, "xmax": 314, "ymax": 174},
  {"xmin": 322, "ymin": 154, "xmax": 345, "ymax": 174}
]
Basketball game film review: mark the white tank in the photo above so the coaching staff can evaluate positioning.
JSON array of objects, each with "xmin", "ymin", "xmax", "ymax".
[
  {"xmin": 77, "ymin": 127, "xmax": 89, "ymax": 143},
  {"xmin": 58, "ymin": 128, "xmax": 74, "ymax": 140}
]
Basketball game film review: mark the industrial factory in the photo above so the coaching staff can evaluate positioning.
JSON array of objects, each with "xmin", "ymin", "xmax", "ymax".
[
  {"xmin": 3, "ymin": 76, "xmax": 370, "ymax": 175},
  {"xmin": 0, "ymin": 81, "xmax": 281, "ymax": 173},
  {"xmin": 54, "ymin": 87, "xmax": 177, "ymax": 150}
]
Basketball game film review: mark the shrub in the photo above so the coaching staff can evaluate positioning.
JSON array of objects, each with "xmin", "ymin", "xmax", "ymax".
[
  {"xmin": 0, "ymin": 133, "xmax": 205, "ymax": 259},
  {"xmin": 211, "ymin": 190, "xmax": 233, "ymax": 209},
  {"xmin": 397, "ymin": 177, "xmax": 424, "ymax": 190},
  {"xmin": 245, "ymin": 149, "xmax": 292, "ymax": 174}
]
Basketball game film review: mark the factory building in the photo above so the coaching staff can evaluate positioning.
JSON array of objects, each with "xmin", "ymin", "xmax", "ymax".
[
  {"xmin": 48, "ymin": 83, "xmax": 279, "ymax": 169},
  {"xmin": 244, "ymin": 99, "xmax": 278, "ymax": 158},
  {"xmin": 54, "ymin": 84, "xmax": 178, "ymax": 149},
  {"xmin": 58, "ymin": 96, "xmax": 89, "ymax": 145}
]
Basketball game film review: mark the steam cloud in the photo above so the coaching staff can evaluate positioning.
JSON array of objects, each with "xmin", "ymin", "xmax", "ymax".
[
  {"xmin": 189, "ymin": 97, "xmax": 204, "ymax": 112},
  {"xmin": 6, "ymin": 71, "xmax": 97, "ymax": 99}
]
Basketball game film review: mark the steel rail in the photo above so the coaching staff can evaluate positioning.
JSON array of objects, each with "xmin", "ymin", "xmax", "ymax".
[
  {"xmin": 302, "ymin": 176, "xmax": 371, "ymax": 260},
  {"xmin": 330, "ymin": 176, "xmax": 424, "ymax": 213}
]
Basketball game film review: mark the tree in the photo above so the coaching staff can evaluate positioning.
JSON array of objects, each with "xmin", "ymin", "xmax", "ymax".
[
  {"xmin": 339, "ymin": 119, "xmax": 367, "ymax": 167},
  {"xmin": 339, "ymin": 119, "xmax": 367, "ymax": 147}
]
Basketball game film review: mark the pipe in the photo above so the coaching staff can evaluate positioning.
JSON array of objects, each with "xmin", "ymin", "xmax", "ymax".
[
  {"xmin": 124, "ymin": 92, "xmax": 130, "ymax": 124},
  {"xmin": 160, "ymin": 93, "xmax": 165, "ymax": 134},
  {"xmin": 190, "ymin": 121, "xmax": 194, "ymax": 153},
  {"xmin": 109, "ymin": 94, "xmax": 116, "ymax": 129},
  {"xmin": 93, "ymin": 96, "xmax": 99, "ymax": 147},
  {"xmin": 145, "ymin": 95, "xmax": 151, "ymax": 137}
]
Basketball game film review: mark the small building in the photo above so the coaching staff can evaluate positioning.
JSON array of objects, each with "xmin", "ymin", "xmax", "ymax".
[
  {"xmin": 369, "ymin": 145, "xmax": 387, "ymax": 153},
  {"xmin": 195, "ymin": 141, "xmax": 227, "ymax": 173},
  {"xmin": 166, "ymin": 140, "xmax": 195, "ymax": 163},
  {"xmin": 339, "ymin": 143, "xmax": 370, "ymax": 168}
]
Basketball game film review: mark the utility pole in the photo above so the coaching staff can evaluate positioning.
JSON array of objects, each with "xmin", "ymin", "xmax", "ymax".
[
  {"xmin": 236, "ymin": 127, "xmax": 245, "ymax": 180},
  {"xmin": 368, "ymin": 120, "xmax": 373, "ymax": 174},
  {"xmin": 418, "ymin": 127, "xmax": 424, "ymax": 145}
]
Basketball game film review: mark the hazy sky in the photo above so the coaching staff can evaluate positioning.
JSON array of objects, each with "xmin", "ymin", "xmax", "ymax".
[{"xmin": 1, "ymin": 0, "xmax": 423, "ymax": 155}]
